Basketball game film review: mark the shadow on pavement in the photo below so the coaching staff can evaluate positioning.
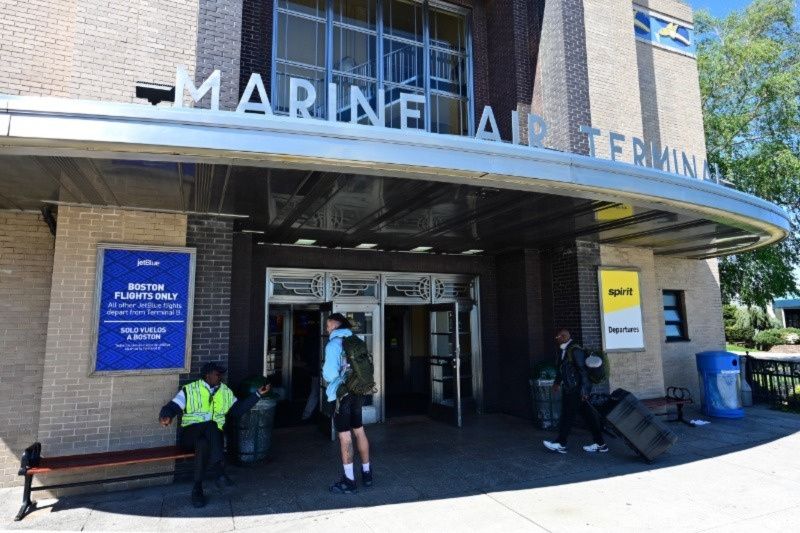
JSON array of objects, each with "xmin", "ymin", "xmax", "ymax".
[{"xmin": 4, "ymin": 404, "xmax": 800, "ymax": 530}]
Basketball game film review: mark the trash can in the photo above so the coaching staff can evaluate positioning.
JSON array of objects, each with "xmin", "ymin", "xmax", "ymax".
[
  {"xmin": 530, "ymin": 379, "xmax": 561, "ymax": 429},
  {"xmin": 696, "ymin": 351, "xmax": 744, "ymax": 418},
  {"xmin": 231, "ymin": 396, "xmax": 277, "ymax": 464}
]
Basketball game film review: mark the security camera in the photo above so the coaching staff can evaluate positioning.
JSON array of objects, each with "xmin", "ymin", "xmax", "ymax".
[{"xmin": 135, "ymin": 82, "xmax": 176, "ymax": 105}]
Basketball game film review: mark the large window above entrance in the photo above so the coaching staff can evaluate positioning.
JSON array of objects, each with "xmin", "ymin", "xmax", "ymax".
[{"xmin": 273, "ymin": 0, "xmax": 473, "ymax": 135}]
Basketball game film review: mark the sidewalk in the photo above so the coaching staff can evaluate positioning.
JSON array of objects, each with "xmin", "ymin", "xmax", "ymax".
[{"xmin": 2, "ymin": 405, "xmax": 799, "ymax": 532}]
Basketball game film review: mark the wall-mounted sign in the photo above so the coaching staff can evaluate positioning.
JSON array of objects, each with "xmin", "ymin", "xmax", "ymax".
[
  {"xmin": 634, "ymin": 9, "xmax": 696, "ymax": 57},
  {"xmin": 91, "ymin": 244, "xmax": 196, "ymax": 374},
  {"xmin": 598, "ymin": 268, "xmax": 645, "ymax": 351}
]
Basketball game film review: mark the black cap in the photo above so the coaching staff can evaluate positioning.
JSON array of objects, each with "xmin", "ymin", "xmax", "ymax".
[{"xmin": 200, "ymin": 362, "xmax": 227, "ymax": 375}]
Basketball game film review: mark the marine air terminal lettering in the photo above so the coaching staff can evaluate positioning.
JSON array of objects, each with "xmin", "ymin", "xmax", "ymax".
[{"xmin": 172, "ymin": 66, "xmax": 722, "ymax": 183}]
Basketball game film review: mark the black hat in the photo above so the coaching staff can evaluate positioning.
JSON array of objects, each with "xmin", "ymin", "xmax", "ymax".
[
  {"xmin": 200, "ymin": 362, "xmax": 227, "ymax": 375},
  {"xmin": 327, "ymin": 313, "xmax": 352, "ymax": 330}
]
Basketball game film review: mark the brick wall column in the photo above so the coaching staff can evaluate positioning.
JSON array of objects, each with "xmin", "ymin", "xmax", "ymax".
[
  {"xmin": 183, "ymin": 216, "xmax": 234, "ymax": 385},
  {"xmin": 544, "ymin": 240, "xmax": 602, "ymax": 350},
  {"xmin": 530, "ymin": 0, "xmax": 592, "ymax": 154},
  {"xmin": 196, "ymin": 0, "xmax": 244, "ymax": 110},
  {"xmin": 37, "ymin": 207, "xmax": 187, "ymax": 458},
  {"xmin": 496, "ymin": 249, "xmax": 545, "ymax": 418},
  {"xmin": 0, "ymin": 212, "xmax": 54, "ymax": 487},
  {"xmin": 484, "ymin": 0, "xmax": 540, "ymax": 138}
]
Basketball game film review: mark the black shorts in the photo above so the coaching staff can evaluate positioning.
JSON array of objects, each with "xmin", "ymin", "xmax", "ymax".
[{"xmin": 332, "ymin": 394, "xmax": 364, "ymax": 433}]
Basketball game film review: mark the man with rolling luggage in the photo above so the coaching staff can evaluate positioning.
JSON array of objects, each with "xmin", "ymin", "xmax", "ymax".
[{"xmin": 543, "ymin": 328, "xmax": 608, "ymax": 454}]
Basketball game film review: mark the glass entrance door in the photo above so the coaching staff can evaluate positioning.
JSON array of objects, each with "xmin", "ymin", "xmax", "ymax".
[{"xmin": 428, "ymin": 302, "xmax": 462, "ymax": 427}]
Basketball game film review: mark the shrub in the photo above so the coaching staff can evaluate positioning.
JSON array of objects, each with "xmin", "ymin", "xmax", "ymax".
[
  {"xmin": 753, "ymin": 329, "xmax": 784, "ymax": 349},
  {"xmin": 781, "ymin": 328, "xmax": 800, "ymax": 345},
  {"xmin": 753, "ymin": 328, "xmax": 800, "ymax": 349}
]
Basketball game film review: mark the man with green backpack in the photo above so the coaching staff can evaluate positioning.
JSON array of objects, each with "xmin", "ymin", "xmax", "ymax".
[
  {"xmin": 543, "ymin": 328, "xmax": 608, "ymax": 454},
  {"xmin": 322, "ymin": 313, "xmax": 376, "ymax": 494}
]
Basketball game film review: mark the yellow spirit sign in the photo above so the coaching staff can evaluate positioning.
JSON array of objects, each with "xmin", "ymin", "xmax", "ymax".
[{"xmin": 599, "ymin": 268, "xmax": 645, "ymax": 351}]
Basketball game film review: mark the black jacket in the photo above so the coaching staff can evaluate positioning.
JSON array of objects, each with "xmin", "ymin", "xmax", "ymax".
[{"xmin": 554, "ymin": 340, "xmax": 592, "ymax": 396}]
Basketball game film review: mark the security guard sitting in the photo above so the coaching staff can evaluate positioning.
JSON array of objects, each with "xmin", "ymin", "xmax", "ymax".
[{"xmin": 159, "ymin": 362, "xmax": 270, "ymax": 507}]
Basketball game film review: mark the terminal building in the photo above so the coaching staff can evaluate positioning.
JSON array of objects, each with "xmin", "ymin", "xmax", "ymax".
[{"xmin": 0, "ymin": 0, "xmax": 790, "ymax": 486}]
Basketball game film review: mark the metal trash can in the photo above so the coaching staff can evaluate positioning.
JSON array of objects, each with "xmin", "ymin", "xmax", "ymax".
[
  {"xmin": 530, "ymin": 379, "xmax": 561, "ymax": 429},
  {"xmin": 231, "ymin": 397, "xmax": 277, "ymax": 464},
  {"xmin": 696, "ymin": 351, "xmax": 744, "ymax": 418}
]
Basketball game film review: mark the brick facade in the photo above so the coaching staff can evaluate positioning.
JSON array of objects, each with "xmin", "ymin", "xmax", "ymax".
[
  {"xmin": 0, "ymin": 212, "xmax": 54, "ymax": 486},
  {"xmin": 0, "ymin": 0, "xmax": 731, "ymax": 491},
  {"xmin": 531, "ymin": 0, "xmax": 592, "ymax": 154},
  {"xmin": 0, "ymin": 1, "xmax": 199, "ymax": 103},
  {"xmin": 196, "ymin": 0, "xmax": 244, "ymax": 110},
  {"xmin": 599, "ymin": 244, "xmax": 666, "ymax": 399},
  {"xmin": 543, "ymin": 240, "xmax": 602, "ymax": 352},
  {"xmin": 32, "ymin": 207, "xmax": 187, "ymax": 493},
  {"xmin": 655, "ymin": 257, "xmax": 725, "ymax": 399},
  {"xmin": 496, "ymin": 250, "xmax": 545, "ymax": 418},
  {"xmin": 183, "ymin": 216, "xmax": 234, "ymax": 384},
  {"xmin": 583, "ymin": 0, "xmax": 645, "ymax": 160}
]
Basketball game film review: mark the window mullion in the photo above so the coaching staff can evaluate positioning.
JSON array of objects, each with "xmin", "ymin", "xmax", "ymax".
[
  {"xmin": 422, "ymin": 0, "xmax": 431, "ymax": 132},
  {"xmin": 325, "ymin": 0, "xmax": 334, "ymax": 119},
  {"xmin": 377, "ymin": 0, "xmax": 385, "ymax": 99}
]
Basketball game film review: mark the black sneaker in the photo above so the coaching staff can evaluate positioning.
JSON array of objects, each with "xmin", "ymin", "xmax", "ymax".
[
  {"xmin": 329, "ymin": 476, "xmax": 357, "ymax": 494},
  {"xmin": 361, "ymin": 469, "xmax": 373, "ymax": 487},
  {"xmin": 191, "ymin": 484, "xmax": 207, "ymax": 508}
]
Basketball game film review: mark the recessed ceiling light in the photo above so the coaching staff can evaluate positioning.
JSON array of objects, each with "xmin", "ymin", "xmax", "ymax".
[
  {"xmin": 356, "ymin": 243, "xmax": 378, "ymax": 249},
  {"xmin": 294, "ymin": 238, "xmax": 317, "ymax": 245},
  {"xmin": 461, "ymin": 249, "xmax": 484, "ymax": 255},
  {"xmin": 410, "ymin": 246, "xmax": 433, "ymax": 253}
]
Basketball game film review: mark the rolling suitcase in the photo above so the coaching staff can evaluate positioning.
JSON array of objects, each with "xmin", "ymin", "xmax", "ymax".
[{"xmin": 593, "ymin": 388, "xmax": 678, "ymax": 463}]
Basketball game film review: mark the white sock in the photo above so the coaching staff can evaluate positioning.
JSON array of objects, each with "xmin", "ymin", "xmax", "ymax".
[
  {"xmin": 343, "ymin": 463, "xmax": 355, "ymax": 481},
  {"xmin": 362, "ymin": 462, "xmax": 370, "ymax": 472}
]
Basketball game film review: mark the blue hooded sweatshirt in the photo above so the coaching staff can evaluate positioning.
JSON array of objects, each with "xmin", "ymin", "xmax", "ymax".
[{"xmin": 322, "ymin": 328, "xmax": 353, "ymax": 402}]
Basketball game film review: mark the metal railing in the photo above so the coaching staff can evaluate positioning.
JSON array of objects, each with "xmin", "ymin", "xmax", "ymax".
[{"xmin": 746, "ymin": 356, "xmax": 800, "ymax": 410}]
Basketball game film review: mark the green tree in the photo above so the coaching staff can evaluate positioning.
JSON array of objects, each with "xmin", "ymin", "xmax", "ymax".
[{"xmin": 696, "ymin": 0, "xmax": 800, "ymax": 307}]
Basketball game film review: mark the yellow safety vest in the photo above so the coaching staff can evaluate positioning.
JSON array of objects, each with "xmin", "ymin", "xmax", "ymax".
[{"xmin": 180, "ymin": 380, "xmax": 236, "ymax": 431}]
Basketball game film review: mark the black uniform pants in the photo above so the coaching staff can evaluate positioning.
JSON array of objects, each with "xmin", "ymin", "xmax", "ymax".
[
  {"xmin": 180, "ymin": 421, "xmax": 224, "ymax": 483},
  {"xmin": 557, "ymin": 390, "xmax": 605, "ymax": 446}
]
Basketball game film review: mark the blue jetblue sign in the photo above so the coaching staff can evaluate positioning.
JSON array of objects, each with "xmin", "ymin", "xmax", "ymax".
[
  {"xmin": 634, "ymin": 9, "xmax": 696, "ymax": 57},
  {"xmin": 92, "ymin": 245, "xmax": 195, "ymax": 374}
]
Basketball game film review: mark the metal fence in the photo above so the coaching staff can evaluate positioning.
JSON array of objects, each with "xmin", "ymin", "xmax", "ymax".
[{"xmin": 746, "ymin": 356, "xmax": 800, "ymax": 410}]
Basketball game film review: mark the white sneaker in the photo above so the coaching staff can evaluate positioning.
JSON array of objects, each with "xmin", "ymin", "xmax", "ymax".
[
  {"xmin": 543, "ymin": 440, "xmax": 567, "ymax": 454},
  {"xmin": 582, "ymin": 443, "xmax": 609, "ymax": 453}
]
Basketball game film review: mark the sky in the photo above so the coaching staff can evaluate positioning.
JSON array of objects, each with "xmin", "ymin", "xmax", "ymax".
[{"xmin": 689, "ymin": 0, "xmax": 800, "ymax": 18}]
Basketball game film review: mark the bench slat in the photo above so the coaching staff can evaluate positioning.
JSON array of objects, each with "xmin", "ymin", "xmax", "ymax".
[{"xmin": 26, "ymin": 446, "xmax": 193, "ymax": 475}]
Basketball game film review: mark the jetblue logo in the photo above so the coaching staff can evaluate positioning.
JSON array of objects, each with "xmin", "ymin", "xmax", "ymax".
[{"xmin": 137, "ymin": 259, "xmax": 160, "ymax": 267}]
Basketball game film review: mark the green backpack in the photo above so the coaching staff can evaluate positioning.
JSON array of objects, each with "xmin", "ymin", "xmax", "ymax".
[{"xmin": 338, "ymin": 335, "xmax": 377, "ymax": 397}]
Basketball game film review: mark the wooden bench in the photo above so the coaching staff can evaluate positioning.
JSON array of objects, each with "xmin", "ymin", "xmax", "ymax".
[
  {"xmin": 15, "ymin": 442, "xmax": 194, "ymax": 521},
  {"xmin": 642, "ymin": 387, "xmax": 694, "ymax": 426}
]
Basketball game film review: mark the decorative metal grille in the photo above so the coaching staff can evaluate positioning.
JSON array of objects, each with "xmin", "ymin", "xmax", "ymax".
[
  {"xmin": 436, "ymin": 280, "xmax": 472, "ymax": 300},
  {"xmin": 385, "ymin": 276, "xmax": 432, "ymax": 300},
  {"xmin": 271, "ymin": 274, "xmax": 325, "ymax": 298},
  {"xmin": 330, "ymin": 275, "xmax": 378, "ymax": 298}
]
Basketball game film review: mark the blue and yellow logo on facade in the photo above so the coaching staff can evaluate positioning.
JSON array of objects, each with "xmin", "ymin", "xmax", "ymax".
[{"xmin": 634, "ymin": 10, "xmax": 695, "ymax": 56}]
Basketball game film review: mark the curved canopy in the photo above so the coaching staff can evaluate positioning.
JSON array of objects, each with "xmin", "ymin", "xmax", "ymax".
[{"xmin": 0, "ymin": 96, "xmax": 790, "ymax": 258}]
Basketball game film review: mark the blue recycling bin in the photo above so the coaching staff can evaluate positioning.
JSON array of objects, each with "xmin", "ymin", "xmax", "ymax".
[{"xmin": 696, "ymin": 351, "xmax": 744, "ymax": 418}]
